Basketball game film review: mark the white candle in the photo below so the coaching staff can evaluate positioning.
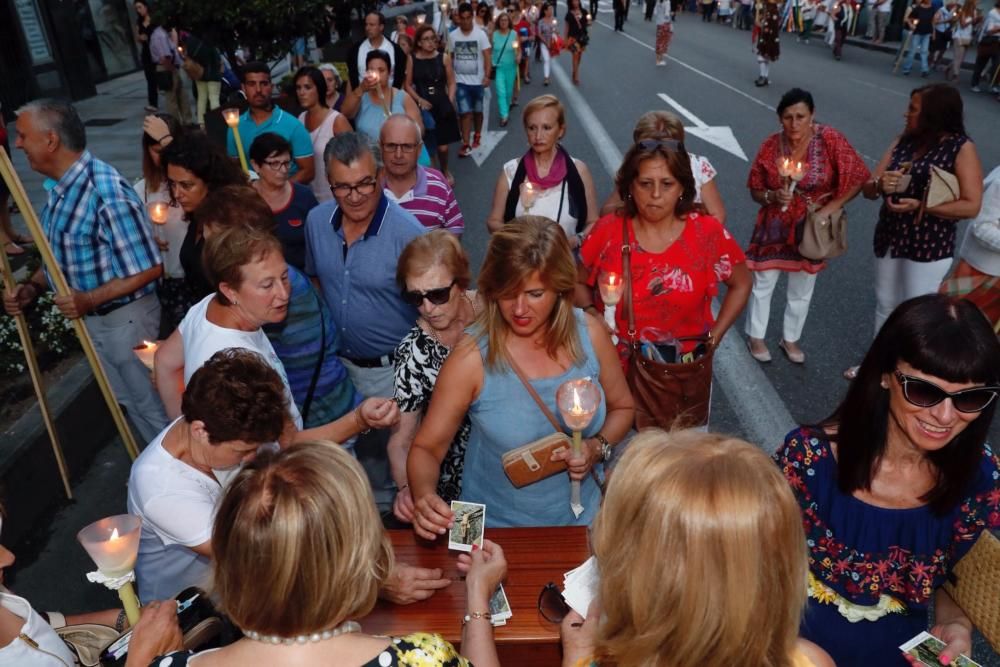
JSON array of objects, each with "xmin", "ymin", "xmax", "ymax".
[
  {"xmin": 521, "ymin": 181, "xmax": 538, "ymax": 209},
  {"xmin": 133, "ymin": 340, "xmax": 157, "ymax": 371},
  {"xmin": 599, "ymin": 272, "xmax": 623, "ymax": 306},
  {"xmin": 222, "ymin": 108, "xmax": 240, "ymax": 127}
]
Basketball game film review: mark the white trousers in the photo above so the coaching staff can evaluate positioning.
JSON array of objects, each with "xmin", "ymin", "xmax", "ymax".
[
  {"xmin": 873, "ymin": 255, "xmax": 953, "ymax": 335},
  {"xmin": 745, "ymin": 269, "xmax": 818, "ymax": 342},
  {"xmin": 540, "ymin": 42, "xmax": 552, "ymax": 78}
]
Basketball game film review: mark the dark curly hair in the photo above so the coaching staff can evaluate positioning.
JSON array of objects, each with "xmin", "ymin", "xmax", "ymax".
[
  {"xmin": 181, "ymin": 348, "xmax": 288, "ymax": 444},
  {"xmin": 160, "ymin": 130, "xmax": 246, "ymax": 194}
]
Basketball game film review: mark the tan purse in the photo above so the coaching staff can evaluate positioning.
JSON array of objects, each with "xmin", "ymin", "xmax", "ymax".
[
  {"xmin": 926, "ymin": 165, "xmax": 960, "ymax": 209},
  {"xmin": 943, "ymin": 530, "xmax": 1000, "ymax": 652},
  {"xmin": 798, "ymin": 204, "xmax": 847, "ymax": 261}
]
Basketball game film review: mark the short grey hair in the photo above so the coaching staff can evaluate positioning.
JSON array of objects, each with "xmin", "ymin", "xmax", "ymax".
[
  {"xmin": 17, "ymin": 98, "xmax": 87, "ymax": 152},
  {"xmin": 379, "ymin": 113, "xmax": 423, "ymax": 145},
  {"xmin": 323, "ymin": 131, "xmax": 381, "ymax": 173}
]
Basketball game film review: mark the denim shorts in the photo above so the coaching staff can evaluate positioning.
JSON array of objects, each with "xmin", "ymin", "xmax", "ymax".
[{"xmin": 455, "ymin": 83, "xmax": 484, "ymax": 114}]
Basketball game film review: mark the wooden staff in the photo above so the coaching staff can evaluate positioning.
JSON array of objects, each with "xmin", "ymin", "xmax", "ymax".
[
  {"xmin": 0, "ymin": 148, "xmax": 141, "ymax": 461},
  {"xmin": 0, "ymin": 247, "xmax": 73, "ymax": 498}
]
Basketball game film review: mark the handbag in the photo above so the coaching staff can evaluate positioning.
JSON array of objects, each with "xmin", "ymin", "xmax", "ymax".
[
  {"xmin": 926, "ymin": 164, "xmax": 960, "ymax": 209},
  {"xmin": 490, "ymin": 33, "xmax": 513, "ymax": 80},
  {"xmin": 798, "ymin": 203, "xmax": 848, "ymax": 260},
  {"xmin": 943, "ymin": 530, "xmax": 1000, "ymax": 652},
  {"xmin": 501, "ymin": 355, "xmax": 571, "ymax": 487},
  {"xmin": 621, "ymin": 216, "xmax": 714, "ymax": 430},
  {"xmin": 55, "ymin": 623, "xmax": 120, "ymax": 666}
]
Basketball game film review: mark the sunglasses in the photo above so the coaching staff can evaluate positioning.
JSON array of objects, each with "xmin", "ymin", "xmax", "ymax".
[
  {"xmin": 538, "ymin": 582, "xmax": 570, "ymax": 623},
  {"xmin": 636, "ymin": 138, "xmax": 682, "ymax": 152},
  {"xmin": 893, "ymin": 371, "xmax": 1000, "ymax": 414},
  {"xmin": 402, "ymin": 280, "xmax": 456, "ymax": 307}
]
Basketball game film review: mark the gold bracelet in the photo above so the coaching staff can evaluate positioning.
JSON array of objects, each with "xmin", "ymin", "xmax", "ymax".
[{"xmin": 462, "ymin": 611, "xmax": 491, "ymax": 625}]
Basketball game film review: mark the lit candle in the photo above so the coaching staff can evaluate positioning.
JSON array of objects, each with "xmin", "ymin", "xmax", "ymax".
[
  {"xmin": 133, "ymin": 340, "xmax": 158, "ymax": 372},
  {"xmin": 147, "ymin": 201, "xmax": 168, "ymax": 243},
  {"xmin": 365, "ymin": 69, "xmax": 380, "ymax": 85},
  {"xmin": 223, "ymin": 109, "xmax": 250, "ymax": 174},
  {"xmin": 520, "ymin": 181, "xmax": 538, "ymax": 209},
  {"xmin": 599, "ymin": 272, "xmax": 623, "ymax": 306},
  {"xmin": 556, "ymin": 379, "xmax": 601, "ymax": 518},
  {"xmin": 78, "ymin": 515, "xmax": 143, "ymax": 626}
]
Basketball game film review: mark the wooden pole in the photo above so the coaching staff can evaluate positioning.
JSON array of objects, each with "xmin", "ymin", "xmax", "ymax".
[
  {"xmin": 0, "ymin": 148, "xmax": 140, "ymax": 461},
  {"xmin": 0, "ymin": 250, "xmax": 73, "ymax": 498}
]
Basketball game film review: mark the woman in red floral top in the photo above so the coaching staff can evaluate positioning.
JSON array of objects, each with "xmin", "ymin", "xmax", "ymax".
[{"xmin": 576, "ymin": 137, "xmax": 751, "ymax": 371}]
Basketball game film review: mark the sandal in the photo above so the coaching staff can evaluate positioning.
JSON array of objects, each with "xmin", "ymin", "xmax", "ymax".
[
  {"xmin": 458, "ymin": 144, "xmax": 472, "ymax": 158},
  {"xmin": 4, "ymin": 241, "xmax": 25, "ymax": 257},
  {"xmin": 11, "ymin": 233, "xmax": 34, "ymax": 246},
  {"xmin": 499, "ymin": 117, "xmax": 509, "ymax": 127}
]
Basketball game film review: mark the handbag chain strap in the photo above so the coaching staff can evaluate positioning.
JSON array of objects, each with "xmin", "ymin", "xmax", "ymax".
[{"xmin": 507, "ymin": 354, "xmax": 564, "ymax": 432}]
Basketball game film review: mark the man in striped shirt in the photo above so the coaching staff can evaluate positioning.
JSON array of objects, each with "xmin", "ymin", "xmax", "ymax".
[
  {"xmin": 4, "ymin": 99, "xmax": 168, "ymax": 443},
  {"xmin": 379, "ymin": 115, "xmax": 464, "ymax": 237}
]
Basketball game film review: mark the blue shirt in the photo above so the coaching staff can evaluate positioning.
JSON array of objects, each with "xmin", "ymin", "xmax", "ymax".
[
  {"xmin": 273, "ymin": 183, "xmax": 319, "ymax": 271},
  {"xmin": 304, "ymin": 194, "xmax": 427, "ymax": 358},
  {"xmin": 226, "ymin": 108, "xmax": 313, "ymax": 176},
  {"xmin": 42, "ymin": 151, "xmax": 161, "ymax": 305}
]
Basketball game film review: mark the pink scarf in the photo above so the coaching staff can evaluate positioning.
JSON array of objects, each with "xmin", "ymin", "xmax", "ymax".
[{"xmin": 523, "ymin": 146, "xmax": 568, "ymax": 190}]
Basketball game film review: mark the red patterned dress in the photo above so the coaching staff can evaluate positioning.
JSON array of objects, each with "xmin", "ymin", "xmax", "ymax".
[{"xmin": 745, "ymin": 124, "xmax": 869, "ymax": 273}]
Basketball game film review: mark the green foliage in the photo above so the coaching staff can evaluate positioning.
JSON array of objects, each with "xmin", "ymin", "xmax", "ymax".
[
  {"xmin": 0, "ymin": 292, "xmax": 80, "ymax": 376},
  {"xmin": 155, "ymin": 0, "xmax": 336, "ymax": 63}
]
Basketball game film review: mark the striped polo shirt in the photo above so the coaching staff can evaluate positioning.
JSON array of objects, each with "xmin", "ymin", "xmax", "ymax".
[{"xmin": 382, "ymin": 165, "xmax": 464, "ymax": 235}]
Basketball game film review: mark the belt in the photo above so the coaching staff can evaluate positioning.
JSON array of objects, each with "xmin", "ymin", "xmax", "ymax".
[
  {"xmin": 342, "ymin": 352, "xmax": 396, "ymax": 368},
  {"xmin": 94, "ymin": 298, "xmax": 134, "ymax": 317}
]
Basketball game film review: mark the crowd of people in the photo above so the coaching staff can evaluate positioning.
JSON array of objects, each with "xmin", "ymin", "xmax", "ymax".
[{"xmin": 1, "ymin": 3, "xmax": 999, "ymax": 666}]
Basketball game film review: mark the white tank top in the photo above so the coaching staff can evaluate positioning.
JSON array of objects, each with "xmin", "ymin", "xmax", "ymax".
[{"xmin": 300, "ymin": 109, "xmax": 342, "ymax": 203}]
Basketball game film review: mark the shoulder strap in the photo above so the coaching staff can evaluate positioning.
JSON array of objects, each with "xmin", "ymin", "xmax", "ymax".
[
  {"xmin": 300, "ymin": 288, "xmax": 327, "ymax": 423},
  {"xmin": 621, "ymin": 215, "xmax": 637, "ymax": 341},
  {"xmin": 504, "ymin": 158, "xmax": 528, "ymax": 221},
  {"xmin": 507, "ymin": 355, "xmax": 564, "ymax": 432}
]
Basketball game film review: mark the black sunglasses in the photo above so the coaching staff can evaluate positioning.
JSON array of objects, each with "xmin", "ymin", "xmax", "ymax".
[
  {"xmin": 893, "ymin": 371, "xmax": 1000, "ymax": 414},
  {"xmin": 636, "ymin": 138, "xmax": 682, "ymax": 152},
  {"xmin": 402, "ymin": 280, "xmax": 456, "ymax": 307},
  {"xmin": 537, "ymin": 582, "xmax": 570, "ymax": 623}
]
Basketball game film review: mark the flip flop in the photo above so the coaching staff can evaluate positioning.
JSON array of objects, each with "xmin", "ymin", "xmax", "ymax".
[{"xmin": 4, "ymin": 241, "xmax": 25, "ymax": 257}]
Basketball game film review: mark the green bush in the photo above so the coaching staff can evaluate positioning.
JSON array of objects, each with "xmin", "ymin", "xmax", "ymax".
[{"xmin": 0, "ymin": 292, "xmax": 80, "ymax": 376}]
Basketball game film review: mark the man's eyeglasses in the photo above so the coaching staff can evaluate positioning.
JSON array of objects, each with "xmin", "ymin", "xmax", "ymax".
[
  {"xmin": 402, "ymin": 280, "xmax": 456, "ymax": 307},
  {"xmin": 537, "ymin": 582, "xmax": 570, "ymax": 623},
  {"xmin": 893, "ymin": 371, "xmax": 1000, "ymax": 414},
  {"xmin": 263, "ymin": 159, "xmax": 292, "ymax": 172},
  {"xmin": 636, "ymin": 138, "xmax": 682, "ymax": 152},
  {"xmin": 330, "ymin": 179, "xmax": 378, "ymax": 198},
  {"xmin": 383, "ymin": 142, "xmax": 420, "ymax": 154}
]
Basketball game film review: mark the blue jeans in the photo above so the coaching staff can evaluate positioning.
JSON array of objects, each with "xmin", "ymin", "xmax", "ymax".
[
  {"xmin": 455, "ymin": 83, "xmax": 484, "ymax": 114},
  {"xmin": 903, "ymin": 32, "xmax": 931, "ymax": 74}
]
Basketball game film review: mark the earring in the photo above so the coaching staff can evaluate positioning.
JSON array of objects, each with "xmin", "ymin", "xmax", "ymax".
[{"xmin": 880, "ymin": 380, "xmax": 888, "ymax": 389}]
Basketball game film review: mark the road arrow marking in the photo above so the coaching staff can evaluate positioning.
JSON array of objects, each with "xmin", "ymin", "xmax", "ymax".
[
  {"xmin": 657, "ymin": 92, "xmax": 748, "ymax": 161},
  {"xmin": 471, "ymin": 87, "xmax": 507, "ymax": 167}
]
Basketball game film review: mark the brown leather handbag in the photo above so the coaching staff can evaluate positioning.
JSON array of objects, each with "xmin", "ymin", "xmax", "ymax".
[{"xmin": 621, "ymin": 217, "xmax": 714, "ymax": 430}]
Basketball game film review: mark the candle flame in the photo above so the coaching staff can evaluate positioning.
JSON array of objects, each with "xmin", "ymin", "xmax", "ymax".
[
  {"xmin": 571, "ymin": 387, "xmax": 584, "ymax": 414},
  {"xmin": 110, "ymin": 527, "xmax": 120, "ymax": 541},
  {"xmin": 142, "ymin": 340, "xmax": 155, "ymax": 348}
]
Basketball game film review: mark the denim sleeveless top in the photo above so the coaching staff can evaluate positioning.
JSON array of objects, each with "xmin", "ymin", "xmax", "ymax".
[{"xmin": 459, "ymin": 309, "xmax": 607, "ymax": 527}]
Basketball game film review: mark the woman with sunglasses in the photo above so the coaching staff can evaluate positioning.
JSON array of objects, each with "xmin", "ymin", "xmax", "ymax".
[
  {"xmin": 249, "ymin": 132, "xmax": 319, "ymax": 272},
  {"xmin": 774, "ymin": 293, "xmax": 1000, "ymax": 666},
  {"xmin": 387, "ymin": 231, "xmax": 481, "ymax": 523},
  {"xmin": 558, "ymin": 430, "xmax": 835, "ymax": 667},
  {"xmin": 577, "ymin": 136, "xmax": 750, "ymax": 398},
  {"xmin": 745, "ymin": 88, "xmax": 868, "ymax": 365},
  {"xmin": 407, "ymin": 217, "xmax": 634, "ymax": 532}
]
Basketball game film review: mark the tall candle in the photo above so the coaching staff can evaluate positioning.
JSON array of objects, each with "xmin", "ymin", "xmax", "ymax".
[{"xmin": 223, "ymin": 109, "xmax": 250, "ymax": 174}]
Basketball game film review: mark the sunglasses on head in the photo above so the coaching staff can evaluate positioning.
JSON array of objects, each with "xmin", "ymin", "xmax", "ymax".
[
  {"xmin": 893, "ymin": 371, "xmax": 1000, "ymax": 414},
  {"xmin": 636, "ymin": 138, "xmax": 682, "ymax": 152},
  {"xmin": 402, "ymin": 280, "xmax": 456, "ymax": 307}
]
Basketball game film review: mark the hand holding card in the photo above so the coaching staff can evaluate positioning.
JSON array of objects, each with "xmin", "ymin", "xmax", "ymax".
[
  {"xmin": 412, "ymin": 492, "xmax": 454, "ymax": 540},
  {"xmin": 449, "ymin": 501, "xmax": 486, "ymax": 552},
  {"xmin": 899, "ymin": 631, "xmax": 981, "ymax": 667}
]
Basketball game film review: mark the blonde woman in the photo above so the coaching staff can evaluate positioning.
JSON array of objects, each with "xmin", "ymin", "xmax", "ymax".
[
  {"xmin": 560, "ymin": 430, "xmax": 835, "ymax": 667},
  {"xmin": 407, "ymin": 217, "xmax": 634, "ymax": 531},
  {"xmin": 125, "ymin": 441, "xmax": 508, "ymax": 667}
]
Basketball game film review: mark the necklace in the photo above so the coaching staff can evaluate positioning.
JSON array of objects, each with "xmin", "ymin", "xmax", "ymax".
[{"xmin": 243, "ymin": 620, "xmax": 361, "ymax": 645}]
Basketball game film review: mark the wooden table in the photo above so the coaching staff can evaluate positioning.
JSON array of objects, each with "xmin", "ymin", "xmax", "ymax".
[{"xmin": 365, "ymin": 527, "xmax": 590, "ymax": 666}]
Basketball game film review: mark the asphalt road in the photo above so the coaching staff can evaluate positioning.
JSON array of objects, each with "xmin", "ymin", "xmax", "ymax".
[{"xmin": 8, "ymin": 10, "xmax": 1000, "ymax": 663}]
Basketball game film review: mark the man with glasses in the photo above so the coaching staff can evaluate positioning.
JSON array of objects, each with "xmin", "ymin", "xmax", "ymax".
[
  {"xmin": 4, "ymin": 99, "xmax": 168, "ymax": 444},
  {"xmin": 303, "ymin": 132, "xmax": 427, "ymax": 510},
  {"xmin": 379, "ymin": 115, "xmax": 464, "ymax": 236},
  {"xmin": 225, "ymin": 62, "xmax": 315, "ymax": 185}
]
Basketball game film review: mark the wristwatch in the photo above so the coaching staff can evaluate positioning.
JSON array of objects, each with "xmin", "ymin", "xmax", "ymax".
[{"xmin": 594, "ymin": 432, "xmax": 612, "ymax": 462}]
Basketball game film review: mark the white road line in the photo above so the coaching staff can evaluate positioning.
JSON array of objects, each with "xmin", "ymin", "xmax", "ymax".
[
  {"xmin": 597, "ymin": 19, "xmax": 777, "ymax": 111},
  {"xmin": 550, "ymin": 57, "xmax": 795, "ymax": 450}
]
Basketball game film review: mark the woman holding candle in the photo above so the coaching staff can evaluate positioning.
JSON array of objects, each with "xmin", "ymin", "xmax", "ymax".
[
  {"xmin": 342, "ymin": 50, "xmax": 424, "ymax": 146},
  {"xmin": 564, "ymin": 0, "xmax": 590, "ymax": 86},
  {"xmin": 126, "ymin": 441, "xmax": 507, "ymax": 667},
  {"xmin": 486, "ymin": 95, "xmax": 599, "ymax": 246},
  {"xmin": 599, "ymin": 110, "xmax": 727, "ymax": 225},
  {"xmin": 160, "ymin": 132, "xmax": 247, "ymax": 300},
  {"xmin": 295, "ymin": 66, "xmax": 352, "ymax": 203},
  {"xmin": 577, "ymin": 137, "xmax": 750, "ymax": 378},
  {"xmin": 407, "ymin": 217, "xmax": 634, "ymax": 532},
  {"xmin": 536, "ymin": 3, "xmax": 558, "ymax": 86},
  {"xmin": 249, "ymin": 132, "xmax": 319, "ymax": 271},
  {"xmin": 388, "ymin": 231, "xmax": 481, "ymax": 522},
  {"xmin": 559, "ymin": 430, "xmax": 836, "ymax": 667},
  {"xmin": 136, "ymin": 113, "xmax": 192, "ymax": 335},
  {"xmin": 745, "ymin": 88, "xmax": 868, "ymax": 364},
  {"xmin": 769, "ymin": 294, "xmax": 1000, "ymax": 665},
  {"xmin": 844, "ymin": 84, "xmax": 983, "ymax": 380},
  {"xmin": 406, "ymin": 24, "xmax": 462, "ymax": 184},
  {"xmin": 491, "ymin": 11, "xmax": 520, "ymax": 127}
]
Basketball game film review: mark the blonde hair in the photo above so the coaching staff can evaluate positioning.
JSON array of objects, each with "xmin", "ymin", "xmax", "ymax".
[
  {"xmin": 631, "ymin": 110, "xmax": 685, "ymax": 143},
  {"xmin": 211, "ymin": 441, "xmax": 393, "ymax": 637},
  {"xmin": 396, "ymin": 230, "xmax": 471, "ymax": 290},
  {"xmin": 475, "ymin": 216, "xmax": 581, "ymax": 369},
  {"xmin": 521, "ymin": 94, "xmax": 566, "ymax": 130},
  {"xmin": 593, "ymin": 430, "xmax": 807, "ymax": 667}
]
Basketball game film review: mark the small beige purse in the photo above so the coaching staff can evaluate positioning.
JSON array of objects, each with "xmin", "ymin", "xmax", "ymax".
[{"xmin": 926, "ymin": 165, "xmax": 960, "ymax": 209}]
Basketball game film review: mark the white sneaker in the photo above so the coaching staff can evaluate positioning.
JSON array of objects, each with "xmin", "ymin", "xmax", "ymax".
[{"xmin": 657, "ymin": 61, "xmax": 667, "ymax": 66}]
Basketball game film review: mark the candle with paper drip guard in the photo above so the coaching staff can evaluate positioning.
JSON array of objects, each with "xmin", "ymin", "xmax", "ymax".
[
  {"xmin": 78, "ymin": 515, "xmax": 143, "ymax": 626},
  {"xmin": 556, "ymin": 379, "xmax": 600, "ymax": 518},
  {"xmin": 598, "ymin": 272, "xmax": 623, "ymax": 344},
  {"xmin": 133, "ymin": 340, "xmax": 158, "ymax": 371},
  {"xmin": 777, "ymin": 158, "xmax": 804, "ymax": 212},
  {"xmin": 147, "ymin": 201, "xmax": 168, "ymax": 243},
  {"xmin": 223, "ymin": 108, "xmax": 250, "ymax": 174}
]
